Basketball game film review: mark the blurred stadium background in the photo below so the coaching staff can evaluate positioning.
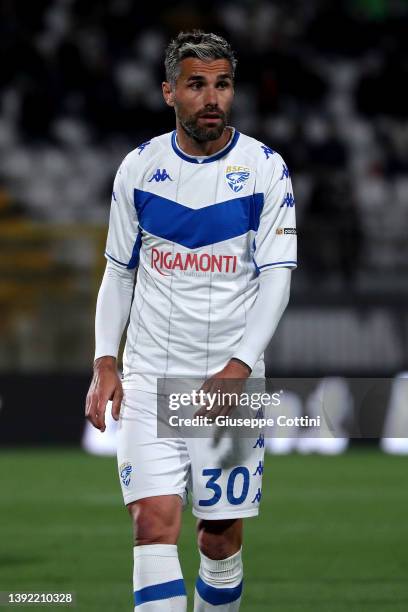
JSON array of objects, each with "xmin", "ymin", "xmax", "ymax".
[{"xmin": 0, "ymin": 1, "xmax": 407, "ymax": 610}]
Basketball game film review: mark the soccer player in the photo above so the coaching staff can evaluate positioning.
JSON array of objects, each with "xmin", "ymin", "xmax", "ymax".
[{"xmin": 85, "ymin": 30, "xmax": 297, "ymax": 611}]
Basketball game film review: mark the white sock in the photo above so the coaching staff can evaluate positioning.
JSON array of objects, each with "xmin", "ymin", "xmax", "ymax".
[
  {"xmin": 194, "ymin": 548, "xmax": 243, "ymax": 611},
  {"xmin": 133, "ymin": 544, "xmax": 187, "ymax": 610}
]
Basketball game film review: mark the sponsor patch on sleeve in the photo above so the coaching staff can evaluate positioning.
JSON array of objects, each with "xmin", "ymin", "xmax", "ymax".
[{"xmin": 276, "ymin": 227, "xmax": 297, "ymax": 235}]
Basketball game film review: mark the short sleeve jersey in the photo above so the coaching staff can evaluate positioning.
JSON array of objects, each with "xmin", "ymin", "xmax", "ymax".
[{"xmin": 105, "ymin": 129, "xmax": 297, "ymax": 391}]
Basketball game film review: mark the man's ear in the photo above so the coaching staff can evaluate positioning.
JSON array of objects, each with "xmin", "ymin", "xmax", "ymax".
[{"xmin": 162, "ymin": 82, "xmax": 175, "ymax": 107}]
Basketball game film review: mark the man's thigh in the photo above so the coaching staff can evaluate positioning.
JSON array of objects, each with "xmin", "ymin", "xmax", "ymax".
[
  {"xmin": 117, "ymin": 389, "xmax": 190, "ymax": 506},
  {"xmin": 127, "ymin": 495, "xmax": 183, "ymax": 545}
]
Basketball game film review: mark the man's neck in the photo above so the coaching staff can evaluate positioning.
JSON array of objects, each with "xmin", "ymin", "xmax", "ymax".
[{"xmin": 175, "ymin": 123, "xmax": 232, "ymax": 157}]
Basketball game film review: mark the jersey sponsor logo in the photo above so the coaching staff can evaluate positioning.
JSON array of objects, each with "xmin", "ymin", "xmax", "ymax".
[
  {"xmin": 276, "ymin": 227, "xmax": 296, "ymax": 235},
  {"xmin": 151, "ymin": 247, "xmax": 238, "ymax": 276},
  {"xmin": 225, "ymin": 165, "xmax": 251, "ymax": 193},
  {"xmin": 148, "ymin": 168, "xmax": 173, "ymax": 182},
  {"xmin": 280, "ymin": 193, "xmax": 295, "ymax": 208},
  {"xmin": 119, "ymin": 462, "xmax": 132, "ymax": 487}
]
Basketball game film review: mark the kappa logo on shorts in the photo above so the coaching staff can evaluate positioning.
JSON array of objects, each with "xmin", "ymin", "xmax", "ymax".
[
  {"xmin": 120, "ymin": 462, "xmax": 132, "ymax": 487},
  {"xmin": 225, "ymin": 165, "xmax": 251, "ymax": 193},
  {"xmin": 252, "ymin": 487, "xmax": 262, "ymax": 503}
]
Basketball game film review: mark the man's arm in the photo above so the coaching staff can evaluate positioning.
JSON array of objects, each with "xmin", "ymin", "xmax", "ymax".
[
  {"xmin": 85, "ymin": 261, "xmax": 135, "ymax": 431},
  {"xmin": 207, "ymin": 267, "xmax": 291, "ymax": 379},
  {"xmin": 231, "ymin": 266, "xmax": 291, "ymax": 371},
  {"xmin": 196, "ymin": 268, "xmax": 291, "ymax": 419},
  {"xmin": 228, "ymin": 149, "xmax": 296, "ymax": 373}
]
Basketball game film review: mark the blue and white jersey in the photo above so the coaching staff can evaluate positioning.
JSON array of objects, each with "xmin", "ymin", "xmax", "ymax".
[{"xmin": 105, "ymin": 129, "xmax": 297, "ymax": 391}]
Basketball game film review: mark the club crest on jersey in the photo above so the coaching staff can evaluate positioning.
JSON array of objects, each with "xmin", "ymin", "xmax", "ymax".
[
  {"xmin": 120, "ymin": 462, "xmax": 132, "ymax": 487},
  {"xmin": 225, "ymin": 165, "xmax": 250, "ymax": 193}
]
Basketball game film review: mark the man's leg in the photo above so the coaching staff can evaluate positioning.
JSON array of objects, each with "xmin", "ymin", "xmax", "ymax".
[
  {"xmin": 128, "ymin": 494, "xmax": 187, "ymax": 611},
  {"xmin": 194, "ymin": 519, "xmax": 243, "ymax": 611},
  {"xmin": 117, "ymin": 389, "xmax": 191, "ymax": 610},
  {"xmin": 187, "ymin": 428, "xmax": 265, "ymax": 611}
]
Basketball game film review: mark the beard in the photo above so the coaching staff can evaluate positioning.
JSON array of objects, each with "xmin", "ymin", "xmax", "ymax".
[{"xmin": 177, "ymin": 106, "xmax": 229, "ymax": 142}]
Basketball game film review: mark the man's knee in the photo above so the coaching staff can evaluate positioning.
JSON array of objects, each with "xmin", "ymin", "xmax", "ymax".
[
  {"xmin": 197, "ymin": 518, "xmax": 243, "ymax": 560},
  {"xmin": 127, "ymin": 495, "xmax": 182, "ymax": 546}
]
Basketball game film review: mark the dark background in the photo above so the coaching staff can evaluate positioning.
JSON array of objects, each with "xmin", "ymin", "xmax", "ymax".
[{"xmin": 0, "ymin": 0, "xmax": 407, "ymax": 443}]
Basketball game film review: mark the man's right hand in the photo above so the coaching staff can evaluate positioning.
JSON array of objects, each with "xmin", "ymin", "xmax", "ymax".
[{"xmin": 85, "ymin": 356, "xmax": 123, "ymax": 432}]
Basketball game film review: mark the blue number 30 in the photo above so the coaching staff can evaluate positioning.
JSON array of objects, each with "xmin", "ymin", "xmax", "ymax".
[{"xmin": 198, "ymin": 467, "xmax": 250, "ymax": 507}]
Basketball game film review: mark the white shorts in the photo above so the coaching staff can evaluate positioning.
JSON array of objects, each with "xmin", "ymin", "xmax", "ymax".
[{"xmin": 117, "ymin": 389, "xmax": 265, "ymax": 520}]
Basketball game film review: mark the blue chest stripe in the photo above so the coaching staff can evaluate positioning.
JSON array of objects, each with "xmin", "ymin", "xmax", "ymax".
[{"xmin": 134, "ymin": 189, "xmax": 264, "ymax": 249}]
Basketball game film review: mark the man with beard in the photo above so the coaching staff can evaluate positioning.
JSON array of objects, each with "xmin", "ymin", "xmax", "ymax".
[{"xmin": 85, "ymin": 31, "xmax": 297, "ymax": 611}]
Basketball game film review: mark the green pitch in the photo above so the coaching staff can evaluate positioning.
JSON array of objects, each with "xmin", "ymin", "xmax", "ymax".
[{"xmin": 0, "ymin": 448, "xmax": 407, "ymax": 611}]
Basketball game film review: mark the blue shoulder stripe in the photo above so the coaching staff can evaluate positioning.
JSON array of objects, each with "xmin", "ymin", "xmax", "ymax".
[
  {"xmin": 134, "ymin": 189, "xmax": 264, "ymax": 249},
  {"xmin": 105, "ymin": 227, "xmax": 142, "ymax": 270}
]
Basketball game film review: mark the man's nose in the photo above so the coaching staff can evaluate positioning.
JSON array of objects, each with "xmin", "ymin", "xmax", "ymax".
[{"xmin": 203, "ymin": 86, "xmax": 218, "ymax": 107}]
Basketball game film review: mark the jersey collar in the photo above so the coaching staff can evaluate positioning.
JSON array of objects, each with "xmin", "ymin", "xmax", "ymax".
[{"xmin": 171, "ymin": 128, "xmax": 240, "ymax": 164}]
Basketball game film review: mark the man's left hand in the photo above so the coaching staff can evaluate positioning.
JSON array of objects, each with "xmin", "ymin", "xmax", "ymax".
[{"xmin": 194, "ymin": 358, "xmax": 251, "ymax": 419}]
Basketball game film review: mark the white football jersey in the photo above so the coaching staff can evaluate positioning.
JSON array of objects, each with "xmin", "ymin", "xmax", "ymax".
[{"xmin": 105, "ymin": 128, "xmax": 297, "ymax": 391}]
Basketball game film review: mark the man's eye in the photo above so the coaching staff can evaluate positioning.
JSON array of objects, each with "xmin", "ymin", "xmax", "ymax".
[
  {"xmin": 217, "ymin": 81, "xmax": 230, "ymax": 88},
  {"xmin": 189, "ymin": 82, "xmax": 202, "ymax": 90}
]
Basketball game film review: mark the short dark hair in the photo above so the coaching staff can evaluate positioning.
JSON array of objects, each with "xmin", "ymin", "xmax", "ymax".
[{"xmin": 164, "ymin": 30, "xmax": 237, "ymax": 86}]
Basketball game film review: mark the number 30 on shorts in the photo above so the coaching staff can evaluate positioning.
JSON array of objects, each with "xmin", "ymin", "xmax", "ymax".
[{"xmin": 198, "ymin": 467, "xmax": 250, "ymax": 506}]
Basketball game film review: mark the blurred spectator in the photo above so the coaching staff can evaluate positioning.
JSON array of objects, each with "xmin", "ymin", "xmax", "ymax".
[
  {"xmin": 0, "ymin": 0, "xmax": 406, "ymax": 292},
  {"xmin": 303, "ymin": 172, "xmax": 363, "ymax": 287}
]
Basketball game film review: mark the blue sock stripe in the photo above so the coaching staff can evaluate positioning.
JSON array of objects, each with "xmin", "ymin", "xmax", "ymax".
[
  {"xmin": 134, "ymin": 578, "xmax": 186, "ymax": 606},
  {"xmin": 195, "ymin": 576, "xmax": 243, "ymax": 605}
]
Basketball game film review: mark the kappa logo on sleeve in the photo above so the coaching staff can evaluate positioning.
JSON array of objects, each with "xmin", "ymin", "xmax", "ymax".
[
  {"xmin": 261, "ymin": 145, "xmax": 275, "ymax": 160},
  {"xmin": 225, "ymin": 165, "xmax": 251, "ymax": 193},
  {"xmin": 280, "ymin": 164, "xmax": 290, "ymax": 179},
  {"xmin": 120, "ymin": 462, "xmax": 132, "ymax": 487},
  {"xmin": 137, "ymin": 140, "xmax": 151, "ymax": 155},
  {"xmin": 280, "ymin": 193, "xmax": 295, "ymax": 208}
]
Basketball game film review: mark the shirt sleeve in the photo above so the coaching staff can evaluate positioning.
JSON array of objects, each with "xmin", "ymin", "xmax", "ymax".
[
  {"xmin": 253, "ymin": 154, "xmax": 297, "ymax": 273},
  {"xmin": 105, "ymin": 154, "xmax": 141, "ymax": 269},
  {"xmin": 232, "ymin": 267, "xmax": 291, "ymax": 370},
  {"xmin": 94, "ymin": 261, "xmax": 135, "ymax": 361}
]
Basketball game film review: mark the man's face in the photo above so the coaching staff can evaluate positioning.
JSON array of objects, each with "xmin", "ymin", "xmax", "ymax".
[{"xmin": 164, "ymin": 57, "xmax": 234, "ymax": 142}]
